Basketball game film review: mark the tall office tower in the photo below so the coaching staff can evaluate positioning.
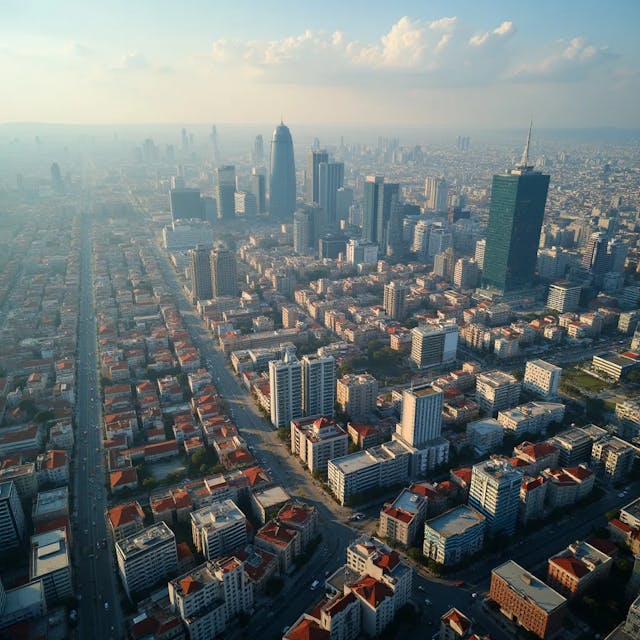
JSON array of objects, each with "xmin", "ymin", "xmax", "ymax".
[
  {"xmin": 474, "ymin": 239, "xmax": 486, "ymax": 271},
  {"xmin": 215, "ymin": 165, "xmax": 236, "ymax": 220},
  {"xmin": 428, "ymin": 227, "xmax": 452, "ymax": 259},
  {"xmin": 454, "ymin": 257, "xmax": 479, "ymax": 290},
  {"xmin": 481, "ymin": 127, "xmax": 550, "ymax": 294},
  {"xmin": 252, "ymin": 134, "xmax": 264, "ymax": 166},
  {"xmin": 170, "ymin": 188, "xmax": 203, "ymax": 221},
  {"xmin": 234, "ymin": 191, "xmax": 257, "ymax": 217},
  {"xmin": 210, "ymin": 125, "xmax": 220, "ymax": 164},
  {"xmin": 0, "ymin": 481, "xmax": 26, "ymax": 549},
  {"xmin": 293, "ymin": 206, "xmax": 319, "ymax": 256},
  {"xmin": 210, "ymin": 249, "xmax": 237, "ymax": 298},
  {"xmin": 50, "ymin": 162, "xmax": 63, "ymax": 193},
  {"xmin": 410, "ymin": 322, "xmax": 459, "ymax": 369},
  {"xmin": 424, "ymin": 176, "xmax": 448, "ymax": 212},
  {"xmin": 306, "ymin": 149, "xmax": 329, "ymax": 203},
  {"xmin": 301, "ymin": 354, "xmax": 335, "ymax": 417},
  {"xmin": 318, "ymin": 161, "xmax": 345, "ymax": 231},
  {"xmin": 581, "ymin": 232, "xmax": 610, "ymax": 273},
  {"xmin": 468, "ymin": 459, "xmax": 522, "ymax": 537},
  {"xmin": 182, "ymin": 127, "xmax": 188, "ymax": 150},
  {"xmin": 270, "ymin": 121, "xmax": 296, "ymax": 222},
  {"xmin": 189, "ymin": 245, "xmax": 213, "ymax": 301},
  {"xmin": 385, "ymin": 196, "xmax": 405, "ymax": 259},
  {"xmin": 412, "ymin": 220, "xmax": 431, "ymax": 260},
  {"xmin": 434, "ymin": 247, "xmax": 455, "ymax": 281},
  {"xmin": 250, "ymin": 168, "xmax": 267, "ymax": 214},
  {"xmin": 362, "ymin": 176, "xmax": 384, "ymax": 243},
  {"xmin": 336, "ymin": 187, "xmax": 354, "ymax": 223},
  {"xmin": 377, "ymin": 182, "xmax": 400, "ymax": 248},
  {"xmin": 383, "ymin": 281, "xmax": 407, "ymax": 320},
  {"xmin": 397, "ymin": 385, "xmax": 444, "ymax": 447},
  {"xmin": 608, "ymin": 238, "xmax": 628, "ymax": 273},
  {"xmin": 269, "ymin": 349, "xmax": 303, "ymax": 428}
]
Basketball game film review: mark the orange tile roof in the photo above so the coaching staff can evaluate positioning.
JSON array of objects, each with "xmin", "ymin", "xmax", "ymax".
[
  {"xmin": 285, "ymin": 618, "xmax": 330, "ymax": 640},
  {"xmin": 110, "ymin": 467, "xmax": 138, "ymax": 488},
  {"xmin": 383, "ymin": 507, "xmax": 413, "ymax": 524},
  {"xmin": 373, "ymin": 551, "xmax": 400, "ymax": 570},
  {"xmin": 179, "ymin": 576, "xmax": 201, "ymax": 595},
  {"xmin": 442, "ymin": 608, "xmax": 471, "ymax": 635},
  {"xmin": 550, "ymin": 555, "xmax": 589, "ymax": 578},
  {"xmin": 325, "ymin": 592, "xmax": 357, "ymax": 617},
  {"xmin": 351, "ymin": 575, "xmax": 393, "ymax": 608},
  {"xmin": 107, "ymin": 502, "xmax": 144, "ymax": 528}
]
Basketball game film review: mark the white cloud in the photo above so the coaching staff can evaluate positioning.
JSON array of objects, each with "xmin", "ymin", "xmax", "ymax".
[
  {"xmin": 114, "ymin": 52, "xmax": 149, "ymax": 71},
  {"xmin": 469, "ymin": 21, "xmax": 515, "ymax": 47}
]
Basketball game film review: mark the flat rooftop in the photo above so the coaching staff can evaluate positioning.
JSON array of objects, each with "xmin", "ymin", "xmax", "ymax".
[
  {"xmin": 4, "ymin": 580, "xmax": 45, "ymax": 615},
  {"xmin": 191, "ymin": 499, "xmax": 245, "ymax": 529},
  {"xmin": 467, "ymin": 418, "xmax": 502, "ymax": 434},
  {"xmin": 622, "ymin": 496, "xmax": 640, "ymax": 519},
  {"xmin": 527, "ymin": 359, "xmax": 562, "ymax": 373},
  {"xmin": 392, "ymin": 489, "xmax": 424, "ymax": 515},
  {"xmin": 330, "ymin": 441, "xmax": 411, "ymax": 475},
  {"xmin": 410, "ymin": 385, "xmax": 439, "ymax": 398},
  {"xmin": 253, "ymin": 485, "xmax": 290, "ymax": 508},
  {"xmin": 425, "ymin": 505, "xmax": 485, "ymax": 538},
  {"xmin": 117, "ymin": 522, "xmax": 175, "ymax": 559},
  {"xmin": 33, "ymin": 487, "xmax": 69, "ymax": 517},
  {"xmin": 493, "ymin": 560, "xmax": 566, "ymax": 613},
  {"xmin": 477, "ymin": 370, "xmax": 518, "ymax": 387},
  {"xmin": 31, "ymin": 528, "xmax": 70, "ymax": 578}
]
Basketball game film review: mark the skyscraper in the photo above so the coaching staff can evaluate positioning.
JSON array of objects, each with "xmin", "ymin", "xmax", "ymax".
[
  {"xmin": 301, "ymin": 354, "xmax": 335, "ymax": 417},
  {"xmin": 252, "ymin": 134, "xmax": 264, "ymax": 166},
  {"xmin": 377, "ymin": 182, "xmax": 400, "ymax": 248},
  {"xmin": 383, "ymin": 281, "xmax": 407, "ymax": 320},
  {"xmin": 362, "ymin": 176, "xmax": 383, "ymax": 244},
  {"xmin": 210, "ymin": 249, "xmax": 237, "ymax": 298},
  {"xmin": 215, "ymin": 166, "xmax": 236, "ymax": 220},
  {"xmin": 397, "ymin": 385, "xmax": 444, "ymax": 448},
  {"xmin": 424, "ymin": 176, "xmax": 448, "ymax": 212},
  {"xmin": 318, "ymin": 161, "xmax": 344, "ymax": 231},
  {"xmin": 306, "ymin": 150, "xmax": 329, "ymax": 203},
  {"xmin": 481, "ymin": 126, "xmax": 550, "ymax": 294},
  {"xmin": 250, "ymin": 168, "xmax": 267, "ymax": 214},
  {"xmin": 270, "ymin": 121, "xmax": 296, "ymax": 222},
  {"xmin": 385, "ymin": 196, "xmax": 405, "ymax": 259},
  {"xmin": 189, "ymin": 245, "xmax": 213, "ymax": 301},
  {"xmin": 269, "ymin": 349, "xmax": 303, "ymax": 428},
  {"xmin": 170, "ymin": 188, "xmax": 203, "ymax": 221},
  {"xmin": 50, "ymin": 162, "xmax": 63, "ymax": 193},
  {"xmin": 293, "ymin": 208, "xmax": 314, "ymax": 256}
]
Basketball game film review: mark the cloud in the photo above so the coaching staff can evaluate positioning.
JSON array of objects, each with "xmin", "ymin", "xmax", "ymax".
[
  {"xmin": 468, "ymin": 21, "xmax": 515, "ymax": 47},
  {"xmin": 64, "ymin": 41, "xmax": 92, "ymax": 57},
  {"xmin": 114, "ymin": 52, "xmax": 149, "ymax": 71},
  {"xmin": 508, "ymin": 37, "xmax": 614, "ymax": 81}
]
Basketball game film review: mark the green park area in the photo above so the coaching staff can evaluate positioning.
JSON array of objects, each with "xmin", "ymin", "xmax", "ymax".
[{"xmin": 560, "ymin": 367, "xmax": 610, "ymax": 394}]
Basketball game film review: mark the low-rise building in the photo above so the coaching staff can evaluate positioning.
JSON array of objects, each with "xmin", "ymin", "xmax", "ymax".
[
  {"xmin": 29, "ymin": 527, "xmax": 73, "ymax": 605},
  {"xmin": 290, "ymin": 416, "xmax": 348, "ymax": 475},
  {"xmin": 475, "ymin": 371, "xmax": 521, "ymax": 417},
  {"xmin": 592, "ymin": 351, "xmax": 640, "ymax": 382},
  {"xmin": 106, "ymin": 501, "xmax": 146, "ymax": 542},
  {"xmin": 513, "ymin": 442, "xmax": 561, "ymax": 475},
  {"xmin": 423, "ymin": 505, "xmax": 485, "ymax": 566},
  {"xmin": 466, "ymin": 418, "xmax": 503, "ymax": 456},
  {"xmin": 379, "ymin": 487, "xmax": 429, "ymax": 547},
  {"xmin": 498, "ymin": 402, "xmax": 565, "ymax": 437},
  {"xmin": 547, "ymin": 540, "xmax": 612, "ymax": 598}
]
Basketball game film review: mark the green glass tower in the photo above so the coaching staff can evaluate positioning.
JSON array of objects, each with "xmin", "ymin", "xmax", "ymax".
[
  {"xmin": 362, "ymin": 175, "xmax": 383, "ymax": 244},
  {"xmin": 481, "ymin": 127, "xmax": 549, "ymax": 294}
]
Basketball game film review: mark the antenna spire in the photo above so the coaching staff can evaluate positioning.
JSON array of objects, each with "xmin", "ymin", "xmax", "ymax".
[{"xmin": 520, "ymin": 119, "xmax": 533, "ymax": 168}]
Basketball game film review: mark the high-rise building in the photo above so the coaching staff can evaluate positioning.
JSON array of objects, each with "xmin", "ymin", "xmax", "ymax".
[
  {"xmin": 250, "ymin": 168, "xmax": 267, "ymax": 214},
  {"xmin": 383, "ymin": 281, "xmax": 407, "ymax": 320},
  {"xmin": 469, "ymin": 459, "xmax": 522, "ymax": 537},
  {"xmin": 397, "ymin": 385, "xmax": 443, "ymax": 448},
  {"xmin": 537, "ymin": 247, "xmax": 569, "ymax": 281},
  {"xmin": 474, "ymin": 238, "xmax": 486, "ymax": 271},
  {"xmin": 215, "ymin": 166, "xmax": 236, "ymax": 220},
  {"xmin": 475, "ymin": 371, "xmax": 521, "ymax": 417},
  {"xmin": 50, "ymin": 162, "xmax": 63, "ymax": 193},
  {"xmin": 482, "ymin": 127, "xmax": 550, "ymax": 293},
  {"xmin": 318, "ymin": 161, "xmax": 344, "ymax": 231},
  {"xmin": 269, "ymin": 349, "xmax": 303, "ymax": 428},
  {"xmin": 190, "ymin": 245, "xmax": 213, "ymax": 301},
  {"xmin": 362, "ymin": 176, "xmax": 384, "ymax": 244},
  {"xmin": 301, "ymin": 354, "xmax": 335, "ymax": 417},
  {"xmin": 0, "ymin": 481, "xmax": 25, "ymax": 549},
  {"xmin": 428, "ymin": 227, "xmax": 452, "ymax": 260},
  {"xmin": 252, "ymin": 134, "xmax": 264, "ymax": 166},
  {"xmin": 523, "ymin": 359, "xmax": 562, "ymax": 400},
  {"xmin": 306, "ymin": 150, "xmax": 329, "ymax": 203},
  {"xmin": 170, "ymin": 188, "xmax": 203, "ymax": 221},
  {"xmin": 424, "ymin": 176, "xmax": 448, "ymax": 212},
  {"xmin": 410, "ymin": 323, "xmax": 459, "ymax": 369},
  {"xmin": 210, "ymin": 249, "xmax": 237, "ymax": 298},
  {"xmin": 546, "ymin": 281, "xmax": 581, "ymax": 313},
  {"xmin": 293, "ymin": 206, "xmax": 319, "ymax": 256},
  {"xmin": 434, "ymin": 248, "xmax": 455, "ymax": 281},
  {"xmin": 336, "ymin": 186, "xmax": 354, "ymax": 223},
  {"xmin": 412, "ymin": 221, "xmax": 431, "ymax": 260},
  {"xmin": 454, "ymin": 257, "xmax": 479, "ymax": 290},
  {"xmin": 234, "ymin": 191, "xmax": 257, "ymax": 217},
  {"xmin": 346, "ymin": 239, "xmax": 378, "ymax": 266},
  {"xmin": 385, "ymin": 196, "xmax": 405, "ymax": 259},
  {"xmin": 377, "ymin": 182, "xmax": 400, "ymax": 248},
  {"xmin": 336, "ymin": 373, "xmax": 379, "ymax": 420},
  {"xmin": 270, "ymin": 122, "xmax": 296, "ymax": 221}
]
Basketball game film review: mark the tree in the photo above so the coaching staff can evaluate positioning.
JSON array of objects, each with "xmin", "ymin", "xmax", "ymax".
[
  {"xmin": 586, "ymin": 397, "xmax": 605, "ymax": 422},
  {"xmin": 191, "ymin": 449, "xmax": 206, "ymax": 467},
  {"xmin": 407, "ymin": 547, "xmax": 423, "ymax": 563}
]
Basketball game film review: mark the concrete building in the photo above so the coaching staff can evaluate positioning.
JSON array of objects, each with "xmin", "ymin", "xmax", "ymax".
[
  {"xmin": 519, "ymin": 475, "xmax": 548, "ymax": 525},
  {"xmin": 336, "ymin": 373, "xmax": 379, "ymax": 420},
  {"xmin": 0, "ymin": 481, "xmax": 26, "ymax": 549},
  {"xmin": 189, "ymin": 245, "xmax": 213, "ymax": 301},
  {"xmin": 269, "ymin": 349, "xmax": 302, "ymax": 428},
  {"xmin": 251, "ymin": 485, "xmax": 291, "ymax": 525},
  {"xmin": 591, "ymin": 434, "xmax": 636, "ymax": 483},
  {"xmin": 466, "ymin": 418, "xmax": 504, "ymax": 456},
  {"xmin": 497, "ymin": 402, "xmax": 565, "ymax": 437},
  {"xmin": 423, "ymin": 505, "xmax": 486, "ymax": 566},
  {"xmin": 116, "ymin": 522, "xmax": 178, "ymax": 598},
  {"xmin": 190, "ymin": 499, "xmax": 248, "ymax": 561},
  {"xmin": 290, "ymin": 416, "xmax": 348, "ymax": 475},
  {"xmin": 29, "ymin": 528, "xmax": 73, "ymax": 605},
  {"xmin": 546, "ymin": 281, "xmax": 581, "ymax": 313},
  {"xmin": 301, "ymin": 354, "xmax": 335, "ymax": 418},
  {"xmin": 32, "ymin": 487, "xmax": 69, "ymax": 525},
  {"xmin": 475, "ymin": 371, "xmax": 521, "ymax": 417},
  {"xmin": 277, "ymin": 501, "xmax": 319, "ymax": 549},
  {"xmin": 475, "ymin": 239, "xmax": 486, "ymax": 271},
  {"xmin": 210, "ymin": 249, "xmax": 237, "ymax": 298},
  {"xmin": 513, "ymin": 441, "xmax": 560, "ymax": 475},
  {"xmin": 490, "ymin": 560, "xmax": 566, "ymax": 639},
  {"xmin": 453, "ymin": 257, "xmax": 479, "ymax": 290},
  {"xmin": 383, "ymin": 281, "xmax": 407, "ymax": 320},
  {"xmin": 592, "ymin": 352, "xmax": 640, "ymax": 382},
  {"xmin": 549, "ymin": 428, "xmax": 594, "ymax": 467},
  {"xmin": 0, "ymin": 579, "xmax": 47, "ymax": 630},
  {"xmin": 547, "ymin": 540, "xmax": 612, "ymax": 598},
  {"xmin": 106, "ymin": 502, "xmax": 146, "ymax": 542},
  {"xmin": 396, "ymin": 385, "xmax": 443, "ymax": 448},
  {"xmin": 468, "ymin": 458, "xmax": 522, "ymax": 537},
  {"xmin": 410, "ymin": 322, "xmax": 459, "ymax": 370},
  {"xmin": 255, "ymin": 521, "xmax": 301, "ymax": 574},
  {"xmin": 346, "ymin": 239, "xmax": 378, "ymax": 266},
  {"xmin": 523, "ymin": 360, "xmax": 562, "ymax": 400},
  {"xmin": 379, "ymin": 487, "xmax": 429, "ymax": 547}
]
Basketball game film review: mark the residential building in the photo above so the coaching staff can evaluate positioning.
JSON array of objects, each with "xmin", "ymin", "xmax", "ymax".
[
  {"xmin": 255, "ymin": 521, "xmax": 301, "ymax": 573},
  {"xmin": 475, "ymin": 371, "xmax": 521, "ymax": 417},
  {"xmin": 383, "ymin": 282, "xmax": 407, "ymax": 320},
  {"xmin": 549, "ymin": 428, "xmax": 593, "ymax": 466},
  {"xmin": 116, "ymin": 522, "xmax": 178, "ymax": 598},
  {"xmin": 454, "ymin": 257, "xmax": 479, "ymax": 290},
  {"xmin": 301, "ymin": 354, "xmax": 335, "ymax": 418},
  {"xmin": 524, "ymin": 360, "xmax": 562, "ymax": 400},
  {"xmin": 106, "ymin": 502, "xmax": 146, "ymax": 542},
  {"xmin": 591, "ymin": 434, "xmax": 636, "ymax": 483},
  {"xmin": 498, "ymin": 402, "xmax": 565, "ymax": 437},
  {"xmin": 346, "ymin": 238, "xmax": 378, "ymax": 266},
  {"xmin": 210, "ymin": 249, "xmax": 237, "ymax": 298},
  {"xmin": 475, "ymin": 239, "xmax": 486, "ymax": 270},
  {"xmin": 379, "ymin": 487, "xmax": 429, "ymax": 547},
  {"xmin": 277, "ymin": 501, "xmax": 318, "ymax": 549},
  {"xmin": 468, "ymin": 458, "xmax": 522, "ymax": 537},
  {"xmin": 251, "ymin": 485, "xmax": 291, "ymax": 524},
  {"xmin": 547, "ymin": 540, "xmax": 612, "ymax": 598},
  {"xmin": 423, "ymin": 505, "xmax": 485, "ymax": 566},
  {"xmin": 290, "ymin": 416, "xmax": 348, "ymax": 475},
  {"xmin": 336, "ymin": 373, "xmax": 379, "ymax": 420},
  {"xmin": 396, "ymin": 385, "xmax": 444, "ymax": 448},
  {"xmin": 489, "ymin": 561, "xmax": 566, "ymax": 639},
  {"xmin": 189, "ymin": 245, "xmax": 213, "ymax": 301},
  {"xmin": 29, "ymin": 527, "xmax": 73, "ymax": 605},
  {"xmin": 410, "ymin": 322, "xmax": 459, "ymax": 370},
  {"xmin": 513, "ymin": 442, "xmax": 560, "ymax": 475},
  {"xmin": 466, "ymin": 418, "xmax": 504, "ymax": 456},
  {"xmin": 190, "ymin": 499, "xmax": 248, "ymax": 561},
  {"xmin": 546, "ymin": 281, "xmax": 581, "ymax": 313},
  {"xmin": 269, "ymin": 349, "xmax": 302, "ymax": 428},
  {"xmin": 519, "ymin": 475, "xmax": 548, "ymax": 525},
  {"xmin": 0, "ymin": 481, "xmax": 26, "ymax": 549}
]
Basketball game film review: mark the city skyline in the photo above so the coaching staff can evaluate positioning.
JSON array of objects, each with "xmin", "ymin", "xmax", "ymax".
[{"xmin": 1, "ymin": 1, "xmax": 639, "ymax": 127}]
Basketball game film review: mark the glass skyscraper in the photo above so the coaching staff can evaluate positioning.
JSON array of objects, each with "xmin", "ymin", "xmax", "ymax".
[
  {"xmin": 482, "ymin": 133, "xmax": 549, "ymax": 294},
  {"xmin": 362, "ymin": 175, "xmax": 383, "ymax": 244},
  {"xmin": 269, "ymin": 122, "xmax": 296, "ymax": 222}
]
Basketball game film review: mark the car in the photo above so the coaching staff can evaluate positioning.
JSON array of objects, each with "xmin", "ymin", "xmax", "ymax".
[
  {"xmin": 310, "ymin": 580, "xmax": 320, "ymax": 590},
  {"xmin": 471, "ymin": 593, "xmax": 478, "ymax": 599},
  {"xmin": 104, "ymin": 602, "xmax": 109, "ymax": 610},
  {"xmin": 417, "ymin": 585, "xmax": 425, "ymax": 591},
  {"xmin": 424, "ymin": 598, "xmax": 431, "ymax": 606}
]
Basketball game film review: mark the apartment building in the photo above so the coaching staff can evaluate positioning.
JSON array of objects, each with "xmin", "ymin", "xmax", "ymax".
[
  {"xmin": 106, "ymin": 501, "xmax": 146, "ymax": 542},
  {"xmin": 29, "ymin": 528, "xmax": 73, "ymax": 605},
  {"xmin": 466, "ymin": 418, "xmax": 504, "ymax": 456},
  {"xmin": 523, "ymin": 360, "xmax": 562, "ymax": 400},
  {"xmin": 379, "ymin": 487, "xmax": 429, "ymax": 547},
  {"xmin": 0, "ymin": 481, "xmax": 26, "ymax": 549},
  {"xmin": 590, "ymin": 434, "xmax": 636, "ymax": 483},
  {"xmin": 547, "ymin": 540, "xmax": 612, "ymax": 598},
  {"xmin": 336, "ymin": 373, "xmax": 379, "ymax": 420},
  {"xmin": 301, "ymin": 354, "xmax": 335, "ymax": 418},
  {"xmin": 277, "ymin": 501, "xmax": 318, "ymax": 549},
  {"xmin": 549, "ymin": 428, "xmax": 594, "ymax": 466},
  {"xmin": 190, "ymin": 499, "xmax": 248, "ymax": 561},
  {"xmin": 475, "ymin": 371, "xmax": 521, "ymax": 417},
  {"xmin": 290, "ymin": 416, "xmax": 348, "ymax": 475},
  {"xmin": 497, "ymin": 402, "xmax": 565, "ymax": 437},
  {"xmin": 410, "ymin": 322, "xmax": 459, "ymax": 370}
]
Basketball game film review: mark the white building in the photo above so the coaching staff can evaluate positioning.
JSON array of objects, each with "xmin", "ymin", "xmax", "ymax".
[
  {"xmin": 475, "ymin": 370, "xmax": 521, "ymax": 417},
  {"xmin": 523, "ymin": 359, "xmax": 562, "ymax": 400},
  {"xmin": 336, "ymin": 373, "xmax": 379, "ymax": 420},
  {"xmin": 290, "ymin": 416, "xmax": 348, "ymax": 475},
  {"xmin": 301, "ymin": 354, "xmax": 335, "ymax": 418},
  {"xmin": 498, "ymin": 402, "xmax": 565, "ymax": 437},
  {"xmin": 29, "ymin": 528, "xmax": 73, "ymax": 605},
  {"xmin": 163, "ymin": 219, "xmax": 214, "ymax": 251},
  {"xmin": 116, "ymin": 522, "xmax": 178, "ymax": 598},
  {"xmin": 466, "ymin": 418, "xmax": 504, "ymax": 456},
  {"xmin": 346, "ymin": 239, "xmax": 378, "ymax": 266},
  {"xmin": 190, "ymin": 499, "xmax": 248, "ymax": 561},
  {"xmin": 547, "ymin": 281, "xmax": 581, "ymax": 313},
  {"xmin": 396, "ymin": 385, "xmax": 443, "ymax": 448},
  {"xmin": 410, "ymin": 322, "xmax": 459, "ymax": 370},
  {"xmin": 269, "ymin": 349, "xmax": 302, "ymax": 428}
]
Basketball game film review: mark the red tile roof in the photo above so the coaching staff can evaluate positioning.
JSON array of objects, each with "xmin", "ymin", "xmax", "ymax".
[
  {"xmin": 351, "ymin": 575, "xmax": 393, "ymax": 608},
  {"xmin": 382, "ymin": 507, "xmax": 413, "ymax": 524},
  {"xmin": 442, "ymin": 608, "xmax": 471, "ymax": 635},
  {"xmin": 550, "ymin": 555, "xmax": 589, "ymax": 579},
  {"xmin": 179, "ymin": 576, "xmax": 201, "ymax": 594},
  {"xmin": 109, "ymin": 467, "xmax": 138, "ymax": 488},
  {"xmin": 285, "ymin": 618, "xmax": 330, "ymax": 640},
  {"xmin": 107, "ymin": 502, "xmax": 144, "ymax": 528}
]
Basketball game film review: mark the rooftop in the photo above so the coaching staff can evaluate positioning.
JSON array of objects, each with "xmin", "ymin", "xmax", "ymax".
[
  {"xmin": 425, "ymin": 505, "xmax": 485, "ymax": 538},
  {"xmin": 191, "ymin": 499, "xmax": 245, "ymax": 529},
  {"xmin": 391, "ymin": 488, "xmax": 425, "ymax": 516},
  {"xmin": 117, "ymin": 522, "xmax": 175, "ymax": 559},
  {"xmin": 30, "ymin": 527, "xmax": 70, "ymax": 578}
]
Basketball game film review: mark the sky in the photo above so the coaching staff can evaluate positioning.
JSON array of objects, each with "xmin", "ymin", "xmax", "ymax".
[{"xmin": 1, "ymin": 0, "xmax": 639, "ymax": 128}]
